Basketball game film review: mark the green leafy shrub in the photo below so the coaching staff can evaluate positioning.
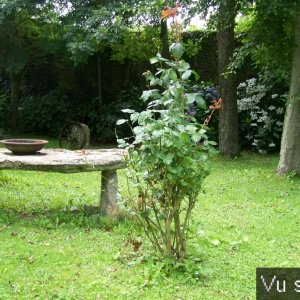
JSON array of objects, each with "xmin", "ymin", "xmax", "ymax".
[
  {"xmin": 117, "ymin": 37, "xmax": 216, "ymax": 262},
  {"xmin": 20, "ymin": 89, "xmax": 69, "ymax": 136}
]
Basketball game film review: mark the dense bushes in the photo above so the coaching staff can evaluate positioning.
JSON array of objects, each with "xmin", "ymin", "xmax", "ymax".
[
  {"xmin": 0, "ymin": 74, "xmax": 287, "ymax": 150},
  {"xmin": 74, "ymin": 86, "xmax": 146, "ymax": 142},
  {"xmin": 185, "ymin": 78, "xmax": 287, "ymax": 153},
  {"xmin": 237, "ymin": 78, "xmax": 286, "ymax": 153},
  {"xmin": 0, "ymin": 93, "xmax": 10, "ymax": 134},
  {"xmin": 0, "ymin": 86, "xmax": 145, "ymax": 142},
  {"xmin": 20, "ymin": 89, "xmax": 69, "ymax": 136}
]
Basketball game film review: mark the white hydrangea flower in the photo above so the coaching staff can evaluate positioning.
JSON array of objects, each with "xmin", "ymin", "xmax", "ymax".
[
  {"xmin": 276, "ymin": 121, "xmax": 283, "ymax": 127},
  {"xmin": 276, "ymin": 108, "xmax": 284, "ymax": 115}
]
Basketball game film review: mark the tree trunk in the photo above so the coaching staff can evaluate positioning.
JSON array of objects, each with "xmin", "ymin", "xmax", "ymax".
[
  {"xmin": 160, "ymin": 19, "xmax": 170, "ymax": 59},
  {"xmin": 97, "ymin": 55, "xmax": 102, "ymax": 109},
  {"xmin": 217, "ymin": 0, "xmax": 239, "ymax": 157},
  {"xmin": 9, "ymin": 72, "xmax": 21, "ymax": 131},
  {"xmin": 278, "ymin": 7, "xmax": 300, "ymax": 175}
]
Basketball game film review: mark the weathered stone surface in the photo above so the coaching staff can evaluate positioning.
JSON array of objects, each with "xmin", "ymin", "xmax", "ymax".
[
  {"xmin": 100, "ymin": 170, "xmax": 119, "ymax": 216},
  {"xmin": 0, "ymin": 148, "xmax": 125, "ymax": 173}
]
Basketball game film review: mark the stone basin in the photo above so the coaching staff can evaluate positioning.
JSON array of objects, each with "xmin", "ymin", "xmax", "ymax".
[{"xmin": 0, "ymin": 139, "xmax": 48, "ymax": 155}]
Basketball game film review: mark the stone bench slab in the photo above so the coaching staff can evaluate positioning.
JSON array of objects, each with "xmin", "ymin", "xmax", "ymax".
[
  {"xmin": 0, "ymin": 148, "xmax": 126, "ymax": 216},
  {"xmin": 0, "ymin": 149, "xmax": 125, "ymax": 173}
]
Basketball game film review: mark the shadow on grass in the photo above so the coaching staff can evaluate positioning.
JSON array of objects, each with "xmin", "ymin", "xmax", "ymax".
[{"xmin": 0, "ymin": 206, "xmax": 131, "ymax": 231}]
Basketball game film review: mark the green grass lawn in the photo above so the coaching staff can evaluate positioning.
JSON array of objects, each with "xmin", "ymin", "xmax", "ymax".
[{"xmin": 0, "ymin": 145, "xmax": 300, "ymax": 299}]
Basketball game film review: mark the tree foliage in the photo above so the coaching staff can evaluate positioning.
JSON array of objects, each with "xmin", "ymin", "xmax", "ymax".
[
  {"xmin": 0, "ymin": 0, "xmax": 62, "ymax": 73},
  {"xmin": 230, "ymin": 0, "xmax": 299, "ymax": 85},
  {"xmin": 64, "ymin": 0, "xmax": 170, "ymax": 63},
  {"xmin": 0, "ymin": 0, "xmax": 65, "ymax": 129}
]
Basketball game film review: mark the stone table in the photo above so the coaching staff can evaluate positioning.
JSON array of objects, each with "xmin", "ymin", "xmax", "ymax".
[{"xmin": 0, "ymin": 148, "xmax": 126, "ymax": 216}]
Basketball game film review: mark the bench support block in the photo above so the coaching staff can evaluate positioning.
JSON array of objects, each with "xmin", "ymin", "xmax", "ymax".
[{"xmin": 100, "ymin": 170, "xmax": 118, "ymax": 216}]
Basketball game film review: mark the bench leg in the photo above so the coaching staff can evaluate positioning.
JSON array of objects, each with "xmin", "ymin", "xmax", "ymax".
[{"xmin": 100, "ymin": 169, "xmax": 118, "ymax": 216}]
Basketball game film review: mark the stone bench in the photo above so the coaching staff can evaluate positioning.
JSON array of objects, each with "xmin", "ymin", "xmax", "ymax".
[{"xmin": 0, "ymin": 148, "xmax": 126, "ymax": 216}]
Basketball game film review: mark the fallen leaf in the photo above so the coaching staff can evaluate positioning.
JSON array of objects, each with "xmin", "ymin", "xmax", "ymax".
[
  {"xmin": 107, "ymin": 266, "xmax": 117, "ymax": 272},
  {"xmin": 28, "ymin": 256, "xmax": 35, "ymax": 264}
]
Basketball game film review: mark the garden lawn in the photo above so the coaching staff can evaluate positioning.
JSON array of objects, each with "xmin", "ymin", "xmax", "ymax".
[{"xmin": 0, "ymin": 150, "xmax": 300, "ymax": 299}]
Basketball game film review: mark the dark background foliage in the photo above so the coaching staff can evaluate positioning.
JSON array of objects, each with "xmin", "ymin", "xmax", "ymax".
[{"xmin": 0, "ymin": 31, "xmax": 261, "ymax": 143}]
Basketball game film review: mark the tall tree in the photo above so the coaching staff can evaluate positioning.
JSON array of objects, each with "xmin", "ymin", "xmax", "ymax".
[
  {"xmin": 189, "ymin": 0, "xmax": 250, "ymax": 156},
  {"xmin": 236, "ymin": 0, "xmax": 300, "ymax": 173},
  {"xmin": 278, "ymin": 3, "xmax": 300, "ymax": 175},
  {"xmin": 217, "ymin": 0, "xmax": 239, "ymax": 156}
]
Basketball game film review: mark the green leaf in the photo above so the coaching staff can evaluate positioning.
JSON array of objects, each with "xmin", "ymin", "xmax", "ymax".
[
  {"xmin": 169, "ymin": 69, "xmax": 177, "ymax": 81},
  {"xmin": 195, "ymin": 95, "xmax": 206, "ymax": 109},
  {"xmin": 180, "ymin": 132, "xmax": 189, "ymax": 143},
  {"xmin": 170, "ymin": 86, "xmax": 182, "ymax": 98},
  {"xmin": 155, "ymin": 69, "xmax": 163, "ymax": 76},
  {"xmin": 141, "ymin": 91, "xmax": 152, "ymax": 102},
  {"xmin": 163, "ymin": 153, "xmax": 174, "ymax": 165},
  {"xmin": 177, "ymin": 125, "xmax": 185, "ymax": 132},
  {"xmin": 211, "ymin": 239, "xmax": 220, "ymax": 246},
  {"xmin": 165, "ymin": 62, "xmax": 177, "ymax": 67},
  {"xmin": 121, "ymin": 109, "xmax": 135, "ymax": 114},
  {"xmin": 192, "ymin": 70, "xmax": 200, "ymax": 80},
  {"xmin": 185, "ymin": 124, "xmax": 196, "ymax": 132},
  {"xmin": 150, "ymin": 57, "xmax": 158, "ymax": 64},
  {"xmin": 150, "ymin": 78, "xmax": 158, "ymax": 86},
  {"xmin": 152, "ymin": 130, "xmax": 163, "ymax": 137},
  {"xmin": 130, "ymin": 112, "xmax": 139, "ymax": 122},
  {"xmin": 178, "ymin": 61, "xmax": 190, "ymax": 72},
  {"xmin": 192, "ymin": 133, "xmax": 201, "ymax": 143},
  {"xmin": 117, "ymin": 139, "xmax": 126, "ymax": 148},
  {"xmin": 186, "ymin": 93, "xmax": 196, "ymax": 104},
  {"xmin": 182, "ymin": 70, "xmax": 192, "ymax": 80},
  {"xmin": 116, "ymin": 119, "xmax": 127, "ymax": 125},
  {"xmin": 170, "ymin": 43, "xmax": 185, "ymax": 59}
]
